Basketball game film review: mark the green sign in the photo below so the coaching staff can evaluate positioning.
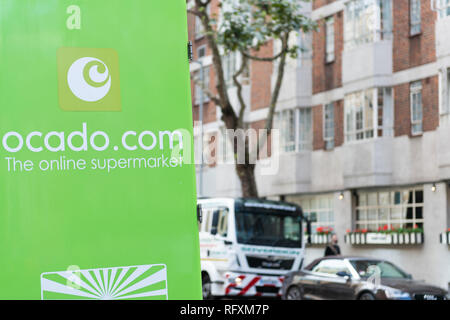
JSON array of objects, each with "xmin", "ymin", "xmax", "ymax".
[{"xmin": 0, "ymin": 0, "xmax": 201, "ymax": 299}]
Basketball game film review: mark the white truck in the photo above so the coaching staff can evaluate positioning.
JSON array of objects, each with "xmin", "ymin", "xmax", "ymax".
[{"xmin": 197, "ymin": 197, "xmax": 309, "ymax": 299}]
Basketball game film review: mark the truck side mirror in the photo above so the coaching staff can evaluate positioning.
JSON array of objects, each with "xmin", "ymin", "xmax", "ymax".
[{"xmin": 197, "ymin": 203, "xmax": 202, "ymax": 223}]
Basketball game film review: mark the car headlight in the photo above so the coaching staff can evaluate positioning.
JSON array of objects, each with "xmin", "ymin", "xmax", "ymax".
[{"xmin": 385, "ymin": 288, "xmax": 411, "ymax": 300}]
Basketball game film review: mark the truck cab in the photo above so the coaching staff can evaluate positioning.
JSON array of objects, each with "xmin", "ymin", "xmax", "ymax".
[{"xmin": 198, "ymin": 197, "xmax": 307, "ymax": 299}]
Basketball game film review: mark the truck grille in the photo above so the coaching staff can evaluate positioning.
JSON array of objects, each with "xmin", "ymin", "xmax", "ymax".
[{"xmin": 246, "ymin": 256, "xmax": 294, "ymax": 270}]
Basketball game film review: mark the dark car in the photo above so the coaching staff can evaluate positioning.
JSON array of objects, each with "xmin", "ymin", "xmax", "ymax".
[{"xmin": 282, "ymin": 256, "xmax": 449, "ymax": 300}]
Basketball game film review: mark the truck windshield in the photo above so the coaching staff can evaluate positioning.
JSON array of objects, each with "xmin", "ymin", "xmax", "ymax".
[{"xmin": 235, "ymin": 211, "xmax": 302, "ymax": 248}]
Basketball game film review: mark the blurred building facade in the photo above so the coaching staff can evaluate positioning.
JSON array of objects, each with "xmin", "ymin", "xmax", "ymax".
[{"xmin": 188, "ymin": 0, "xmax": 450, "ymax": 289}]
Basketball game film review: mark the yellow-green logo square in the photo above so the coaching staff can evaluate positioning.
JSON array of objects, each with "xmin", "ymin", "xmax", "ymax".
[{"xmin": 57, "ymin": 47, "xmax": 121, "ymax": 111}]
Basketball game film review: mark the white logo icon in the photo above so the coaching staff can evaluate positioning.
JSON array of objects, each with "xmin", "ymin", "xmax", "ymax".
[
  {"xmin": 67, "ymin": 57, "xmax": 111, "ymax": 102},
  {"xmin": 41, "ymin": 264, "xmax": 168, "ymax": 300}
]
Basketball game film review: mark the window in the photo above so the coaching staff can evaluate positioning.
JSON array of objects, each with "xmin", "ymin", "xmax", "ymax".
[
  {"xmin": 410, "ymin": 81, "xmax": 423, "ymax": 135},
  {"xmin": 274, "ymin": 109, "xmax": 296, "ymax": 152},
  {"xmin": 345, "ymin": 88, "xmax": 393, "ymax": 142},
  {"xmin": 274, "ymin": 108, "xmax": 313, "ymax": 153},
  {"xmin": 439, "ymin": 68, "xmax": 450, "ymax": 115},
  {"xmin": 350, "ymin": 260, "xmax": 409, "ymax": 279},
  {"xmin": 216, "ymin": 208, "xmax": 229, "ymax": 237},
  {"xmin": 194, "ymin": 66, "xmax": 210, "ymax": 105},
  {"xmin": 195, "ymin": 16, "xmax": 205, "ymax": 39},
  {"xmin": 344, "ymin": 0, "xmax": 392, "ymax": 50},
  {"xmin": 324, "ymin": 103, "xmax": 335, "ymax": 150},
  {"xmin": 325, "ymin": 17, "xmax": 335, "ymax": 63},
  {"xmin": 377, "ymin": 87, "xmax": 394, "ymax": 137},
  {"xmin": 194, "ymin": 3, "xmax": 211, "ymax": 38},
  {"xmin": 298, "ymin": 108, "xmax": 312, "ymax": 151},
  {"xmin": 223, "ymin": 51, "xmax": 237, "ymax": 85},
  {"xmin": 345, "ymin": 89, "xmax": 375, "ymax": 142},
  {"xmin": 437, "ymin": 0, "xmax": 450, "ymax": 18},
  {"xmin": 200, "ymin": 206, "xmax": 215, "ymax": 232},
  {"xmin": 298, "ymin": 32, "xmax": 312, "ymax": 67},
  {"xmin": 288, "ymin": 195, "xmax": 334, "ymax": 235},
  {"xmin": 235, "ymin": 211, "xmax": 302, "ymax": 248},
  {"xmin": 355, "ymin": 188, "xmax": 424, "ymax": 232},
  {"xmin": 311, "ymin": 259, "xmax": 351, "ymax": 275},
  {"xmin": 197, "ymin": 45, "xmax": 206, "ymax": 60},
  {"xmin": 410, "ymin": 0, "xmax": 421, "ymax": 36}
]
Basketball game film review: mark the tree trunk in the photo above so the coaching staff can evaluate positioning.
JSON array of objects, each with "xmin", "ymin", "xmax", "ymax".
[{"xmin": 235, "ymin": 163, "xmax": 258, "ymax": 198}]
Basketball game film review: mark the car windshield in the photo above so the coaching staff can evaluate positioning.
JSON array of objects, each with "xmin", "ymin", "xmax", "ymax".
[
  {"xmin": 235, "ymin": 211, "xmax": 302, "ymax": 248},
  {"xmin": 350, "ymin": 260, "xmax": 409, "ymax": 279}
]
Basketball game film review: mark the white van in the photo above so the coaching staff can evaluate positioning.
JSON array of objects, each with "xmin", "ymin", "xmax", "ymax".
[{"xmin": 197, "ymin": 197, "xmax": 309, "ymax": 299}]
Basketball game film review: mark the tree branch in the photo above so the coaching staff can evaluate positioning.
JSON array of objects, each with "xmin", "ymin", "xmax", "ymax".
[
  {"xmin": 233, "ymin": 54, "xmax": 249, "ymax": 128},
  {"xmin": 242, "ymin": 47, "xmax": 287, "ymax": 62},
  {"xmin": 187, "ymin": 9, "xmax": 201, "ymax": 17},
  {"xmin": 195, "ymin": 0, "xmax": 239, "ymax": 130}
]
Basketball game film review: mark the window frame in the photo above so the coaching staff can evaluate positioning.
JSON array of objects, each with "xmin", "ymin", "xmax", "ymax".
[
  {"xmin": 222, "ymin": 51, "xmax": 237, "ymax": 86},
  {"xmin": 310, "ymin": 259, "xmax": 352, "ymax": 277},
  {"xmin": 274, "ymin": 108, "xmax": 313, "ymax": 154},
  {"xmin": 344, "ymin": 0, "xmax": 393, "ymax": 51},
  {"xmin": 344, "ymin": 89, "xmax": 376, "ymax": 142},
  {"xmin": 294, "ymin": 195, "xmax": 335, "ymax": 235},
  {"xmin": 410, "ymin": 81, "xmax": 423, "ymax": 136},
  {"xmin": 197, "ymin": 45, "xmax": 207, "ymax": 60},
  {"xmin": 409, "ymin": 0, "xmax": 422, "ymax": 36},
  {"xmin": 325, "ymin": 16, "xmax": 335, "ymax": 63},
  {"xmin": 437, "ymin": 0, "xmax": 450, "ymax": 18},
  {"xmin": 298, "ymin": 108, "xmax": 313, "ymax": 152},
  {"xmin": 355, "ymin": 187, "xmax": 425, "ymax": 232},
  {"xmin": 323, "ymin": 102, "xmax": 335, "ymax": 150},
  {"xmin": 344, "ymin": 87, "xmax": 394, "ymax": 143},
  {"xmin": 194, "ymin": 3, "xmax": 210, "ymax": 39},
  {"xmin": 216, "ymin": 207, "xmax": 230, "ymax": 237}
]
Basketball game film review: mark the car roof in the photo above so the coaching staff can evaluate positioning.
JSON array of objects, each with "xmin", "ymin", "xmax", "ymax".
[{"xmin": 305, "ymin": 256, "xmax": 388, "ymax": 269}]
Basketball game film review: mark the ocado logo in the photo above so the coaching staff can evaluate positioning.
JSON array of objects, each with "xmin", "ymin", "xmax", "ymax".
[
  {"xmin": 57, "ymin": 47, "xmax": 121, "ymax": 111},
  {"xmin": 67, "ymin": 57, "xmax": 111, "ymax": 102}
]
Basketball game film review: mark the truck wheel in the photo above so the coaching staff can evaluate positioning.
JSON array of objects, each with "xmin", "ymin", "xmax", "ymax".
[
  {"xmin": 286, "ymin": 286, "xmax": 302, "ymax": 300},
  {"xmin": 202, "ymin": 273, "xmax": 213, "ymax": 300}
]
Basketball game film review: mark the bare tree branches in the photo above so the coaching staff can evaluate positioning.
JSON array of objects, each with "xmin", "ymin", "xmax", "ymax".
[{"xmin": 233, "ymin": 54, "xmax": 249, "ymax": 128}]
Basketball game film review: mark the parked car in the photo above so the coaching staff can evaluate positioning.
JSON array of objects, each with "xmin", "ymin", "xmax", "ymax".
[{"xmin": 282, "ymin": 256, "xmax": 449, "ymax": 300}]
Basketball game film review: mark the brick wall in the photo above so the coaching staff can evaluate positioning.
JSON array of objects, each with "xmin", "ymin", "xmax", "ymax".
[
  {"xmin": 313, "ymin": 0, "xmax": 338, "ymax": 10},
  {"xmin": 394, "ymin": 76, "xmax": 439, "ymax": 137},
  {"xmin": 422, "ymin": 76, "xmax": 439, "ymax": 132},
  {"xmin": 394, "ymin": 82, "xmax": 411, "ymax": 136},
  {"xmin": 313, "ymin": 105, "xmax": 324, "ymax": 150},
  {"xmin": 393, "ymin": 0, "xmax": 437, "ymax": 72},
  {"xmin": 250, "ymin": 41, "xmax": 274, "ymax": 111},
  {"xmin": 313, "ymin": 11, "xmax": 343, "ymax": 94}
]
